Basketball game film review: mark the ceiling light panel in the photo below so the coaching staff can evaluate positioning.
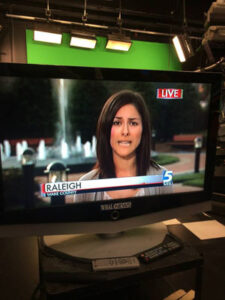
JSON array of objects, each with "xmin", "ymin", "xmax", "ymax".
[
  {"xmin": 34, "ymin": 30, "xmax": 62, "ymax": 44},
  {"xmin": 70, "ymin": 36, "xmax": 96, "ymax": 49}
]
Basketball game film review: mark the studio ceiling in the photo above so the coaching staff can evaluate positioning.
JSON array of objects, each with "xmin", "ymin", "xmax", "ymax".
[{"xmin": 0, "ymin": 0, "xmax": 215, "ymax": 43}]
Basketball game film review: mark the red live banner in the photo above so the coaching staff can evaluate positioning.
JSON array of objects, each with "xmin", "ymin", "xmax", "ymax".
[{"xmin": 157, "ymin": 88, "xmax": 183, "ymax": 99}]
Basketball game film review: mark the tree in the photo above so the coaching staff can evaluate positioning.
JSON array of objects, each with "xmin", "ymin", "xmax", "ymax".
[
  {"xmin": 0, "ymin": 77, "xmax": 57, "ymax": 140},
  {"xmin": 69, "ymin": 80, "xmax": 110, "ymax": 143},
  {"xmin": 131, "ymin": 82, "xmax": 208, "ymax": 141}
]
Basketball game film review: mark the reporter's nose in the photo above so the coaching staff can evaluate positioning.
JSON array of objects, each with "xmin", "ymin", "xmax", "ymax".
[{"xmin": 122, "ymin": 123, "xmax": 129, "ymax": 136}]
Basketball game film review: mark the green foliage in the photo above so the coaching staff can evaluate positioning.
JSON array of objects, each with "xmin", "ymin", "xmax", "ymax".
[
  {"xmin": 173, "ymin": 172, "xmax": 204, "ymax": 187},
  {"xmin": 0, "ymin": 78, "xmax": 57, "ymax": 140},
  {"xmin": 69, "ymin": 80, "xmax": 110, "ymax": 143},
  {"xmin": 183, "ymin": 178, "xmax": 204, "ymax": 187},
  {"xmin": 154, "ymin": 154, "xmax": 179, "ymax": 165},
  {"xmin": 131, "ymin": 82, "xmax": 208, "ymax": 141}
]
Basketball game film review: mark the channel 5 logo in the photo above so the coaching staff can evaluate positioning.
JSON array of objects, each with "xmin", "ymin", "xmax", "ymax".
[{"xmin": 163, "ymin": 171, "xmax": 173, "ymax": 186}]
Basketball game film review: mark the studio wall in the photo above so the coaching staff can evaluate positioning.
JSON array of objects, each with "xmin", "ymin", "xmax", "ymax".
[{"xmin": 26, "ymin": 30, "xmax": 181, "ymax": 70}]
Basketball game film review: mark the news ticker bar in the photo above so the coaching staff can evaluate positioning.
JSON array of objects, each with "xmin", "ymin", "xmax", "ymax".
[{"xmin": 40, "ymin": 171, "xmax": 173, "ymax": 197}]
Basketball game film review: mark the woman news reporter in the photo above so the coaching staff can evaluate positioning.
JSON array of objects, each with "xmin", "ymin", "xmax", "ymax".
[{"xmin": 74, "ymin": 90, "xmax": 171, "ymax": 202}]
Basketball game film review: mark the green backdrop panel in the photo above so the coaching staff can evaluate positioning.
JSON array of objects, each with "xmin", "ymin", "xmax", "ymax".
[{"xmin": 26, "ymin": 30, "xmax": 181, "ymax": 70}]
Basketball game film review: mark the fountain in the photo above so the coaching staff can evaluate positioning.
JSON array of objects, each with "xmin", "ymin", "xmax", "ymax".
[
  {"xmin": 22, "ymin": 140, "xmax": 28, "ymax": 152},
  {"xmin": 83, "ymin": 141, "xmax": 92, "ymax": 158},
  {"xmin": 37, "ymin": 140, "xmax": 46, "ymax": 160},
  {"xmin": 16, "ymin": 142, "xmax": 23, "ymax": 161},
  {"xmin": 53, "ymin": 78, "xmax": 96, "ymax": 161},
  {"xmin": 56, "ymin": 79, "xmax": 70, "ymax": 158},
  {"xmin": 3, "ymin": 140, "xmax": 11, "ymax": 158},
  {"xmin": 0, "ymin": 143, "xmax": 4, "ymax": 161},
  {"xmin": 75, "ymin": 134, "xmax": 83, "ymax": 154},
  {"xmin": 91, "ymin": 136, "xmax": 97, "ymax": 156},
  {"xmin": 60, "ymin": 139, "xmax": 69, "ymax": 159},
  {"xmin": 59, "ymin": 80, "xmax": 67, "ymax": 142},
  {"xmin": 1, "ymin": 78, "xmax": 97, "ymax": 170}
]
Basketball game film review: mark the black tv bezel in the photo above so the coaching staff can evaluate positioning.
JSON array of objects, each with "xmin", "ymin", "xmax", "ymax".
[{"xmin": 0, "ymin": 62, "xmax": 221, "ymax": 225}]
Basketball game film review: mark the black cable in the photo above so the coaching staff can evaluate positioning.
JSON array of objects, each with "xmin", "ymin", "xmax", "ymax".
[{"xmin": 195, "ymin": 57, "xmax": 225, "ymax": 72}]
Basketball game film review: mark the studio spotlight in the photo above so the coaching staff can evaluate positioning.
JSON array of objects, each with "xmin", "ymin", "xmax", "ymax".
[
  {"xmin": 70, "ymin": 31, "xmax": 97, "ymax": 49},
  {"xmin": 33, "ymin": 30, "xmax": 62, "ymax": 44},
  {"xmin": 172, "ymin": 34, "xmax": 194, "ymax": 62},
  {"xmin": 106, "ymin": 34, "xmax": 132, "ymax": 52}
]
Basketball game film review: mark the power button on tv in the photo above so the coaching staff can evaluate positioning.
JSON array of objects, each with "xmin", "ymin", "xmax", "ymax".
[{"xmin": 111, "ymin": 210, "xmax": 120, "ymax": 220}]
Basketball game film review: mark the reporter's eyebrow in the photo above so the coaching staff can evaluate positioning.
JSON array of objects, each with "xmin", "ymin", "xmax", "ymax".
[{"xmin": 114, "ymin": 116, "xmax": 140, "ymax": 120}]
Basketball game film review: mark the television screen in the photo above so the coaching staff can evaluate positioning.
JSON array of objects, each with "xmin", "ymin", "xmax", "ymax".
[{"xmin": 0, "ymin": 63, "xmax": 221, "ymax": 236}]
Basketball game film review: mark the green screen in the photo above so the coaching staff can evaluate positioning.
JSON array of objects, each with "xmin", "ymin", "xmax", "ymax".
[{"xmin": 26, "ymin": 30, "xmax": 181, "ymax": 70}]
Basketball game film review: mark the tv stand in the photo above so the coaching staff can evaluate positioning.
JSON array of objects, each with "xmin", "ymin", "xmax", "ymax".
[
  {"xmin": 42, "ymin": 222, "xmax": 168, "ymax": 259},
  {"xmin": 38, "ymin": 225, "xmax": 204, "ymax": 300}
]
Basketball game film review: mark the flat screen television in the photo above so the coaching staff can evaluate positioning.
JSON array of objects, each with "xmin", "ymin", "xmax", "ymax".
[{"xmin": 0, "ymin": 63, "xmax": 221, "ymax": 257}]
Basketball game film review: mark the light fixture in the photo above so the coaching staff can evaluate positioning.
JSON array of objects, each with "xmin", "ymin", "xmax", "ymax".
[
  {"xmin": 105, "ymin": 0, "xmax": 132, "ymax": 52},
  {"xmin": 106, "ymin": 34, "xmax": 132, "ymax": 52},
  {"xmin": 69, "ymin": 0, "xmax": 97, "ymax": 49},
  {"xmin": 172, "ymin": 0, "xmax": 194, "ymax": 63},
  {"xmin": 172, "ymin": 34, "xmax": 194, "ymax": 62},
  {"xmin": 70, "ymin": 32, "xmax": 97, "ymax": 49},
  {"xmin": 33, "ymin": 1, "xmax": 62, "ymax": 45},
  {"xmin": 33, "ymin": 30, "xmax": 62, "ymax": 44}
]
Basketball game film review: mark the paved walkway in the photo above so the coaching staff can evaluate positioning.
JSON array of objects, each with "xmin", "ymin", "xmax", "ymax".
[
  {"xmin": 164, "ymin": 151, "xmax": 206, "ymax": 193},
  {"xmin": 164, "ymin": 151, "xmax": 206, "ymax": 175}
]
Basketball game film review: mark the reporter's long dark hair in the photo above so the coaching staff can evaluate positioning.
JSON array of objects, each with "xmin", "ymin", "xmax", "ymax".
[{"xmin": 95, "ymin": 90, "xmax": 158, "ymax": 178}]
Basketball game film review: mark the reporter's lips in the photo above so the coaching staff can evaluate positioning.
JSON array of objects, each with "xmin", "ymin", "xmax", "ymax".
[{"xmin": 118, "ymin": 141, "xmax": 131, "ymax": 145}]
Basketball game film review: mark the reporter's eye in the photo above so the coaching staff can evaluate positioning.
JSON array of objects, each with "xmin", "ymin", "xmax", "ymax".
[
  {"xmin": 112, "ymin": 120, "xmax": 120, "ymax": 126},
  {"xmin": 130, "ymin": 121, "xmax": 138, "ymax": 126}
]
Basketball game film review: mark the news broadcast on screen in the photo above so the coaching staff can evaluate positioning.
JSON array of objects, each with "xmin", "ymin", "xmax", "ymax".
[
  {"xmin": 0, "ymin": 62, "xmax": 220, "ymax": 236},
  {"xmin": 0, "ymin": 70, "xmax": 210, "ymax": 211}
]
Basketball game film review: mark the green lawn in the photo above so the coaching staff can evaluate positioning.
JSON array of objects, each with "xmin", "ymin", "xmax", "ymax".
[
  {"xmin": 173, "ymin": 172, "xmax": 204, "ymax": 187},
  {"xmin": 154, "ymin": 154, "xmax": 179, "ymax": 165}
]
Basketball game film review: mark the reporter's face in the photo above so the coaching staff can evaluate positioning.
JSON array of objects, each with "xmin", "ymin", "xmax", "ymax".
[{"xmin": 110, "ymin": 104, "xmax": 143, "ymax": 160}]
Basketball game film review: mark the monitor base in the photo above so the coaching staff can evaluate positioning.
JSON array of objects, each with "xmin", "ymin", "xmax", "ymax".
[{"xmin": 42, "ymin": 222, "xmax": 168, "ymax": 260}]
